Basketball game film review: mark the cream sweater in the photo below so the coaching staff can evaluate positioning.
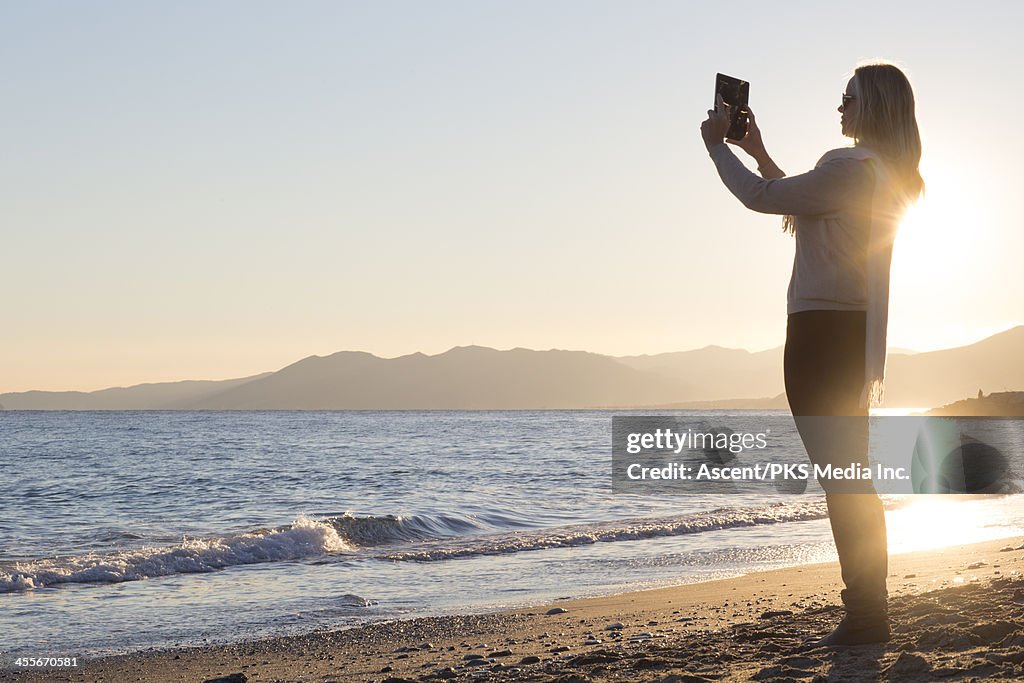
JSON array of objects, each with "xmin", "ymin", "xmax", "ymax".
[
  {"xmin": 707, "ymin": 143, "xmax": 902, "ymax": 405},
  {"xmin": 707, "ymin": 143, "xmax": 877, "ymax": 314}
]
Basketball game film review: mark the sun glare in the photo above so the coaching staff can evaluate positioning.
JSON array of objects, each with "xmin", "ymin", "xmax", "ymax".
[
  {"xmin": 887, "ymin": 163, "xmax": 999, "ymax": 352},
  {"xmin": 885, "ymin": 496, "xmax": 1016, "ymax": 554},
  {"xmin": 893, "ymin": 171, "xmax": 988, "ymax": 283}
]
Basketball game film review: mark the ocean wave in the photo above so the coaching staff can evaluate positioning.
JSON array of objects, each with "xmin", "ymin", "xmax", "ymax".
[
  {"xmin": 319, "ymin": 511, "xmax": 486, "ymax": 545},
  {"xmin": 0, "ymin": 515, "xmax": 350, "ymax": 593},
  {"xmin": 377, "ymin": 501, "xmax": 835, "ymax": 562},
  {"xmin": 0, "ymin": 511, "xmax": 495, "ymax": 593},
  {"xmin": 1, "ymin": 499, "xmax": 919, "ymax": 591}
]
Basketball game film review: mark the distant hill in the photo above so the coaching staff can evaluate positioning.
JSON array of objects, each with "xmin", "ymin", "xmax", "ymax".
[
  {"xmin": 616, "ymin": 346, "xmax": 783, "ymax": 402},
  {"xmin": 0, "ymin": 375, "xmax": 271, "ymax": 410},
  {"xmin": 2, "ymin": 326, "xmax": 1020, "ymax": 410},
  {"xmin": 881, "ymin": 327, "xmax": 1024, "ymax": 408},
  {"xmin": 184, "ymin": 347, "xmax": 690, "ymax": 410},
  {"xmin": 927, "ymin": 391, "xmax": 1024, "ymax": 417},
  {"xmin": 602, "ymin": 327, "xmax": 1024, "ymax": 408}
]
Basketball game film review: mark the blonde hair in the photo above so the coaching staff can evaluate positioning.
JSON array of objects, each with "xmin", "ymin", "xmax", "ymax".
[
  {"xmin": 850, "ymin": 62, "xmax": 924, "ymax": 202},
  {"xmin": 783, "ymin": 62, "xmax": 924, "ymax": 234}
]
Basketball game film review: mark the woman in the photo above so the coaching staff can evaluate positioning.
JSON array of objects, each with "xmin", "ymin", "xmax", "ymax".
[{"xmin": 700, "ymin": 63, "xmax": 924, "ymax": 647}]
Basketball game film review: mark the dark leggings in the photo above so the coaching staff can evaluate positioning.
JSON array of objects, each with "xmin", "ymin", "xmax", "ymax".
[{"xmin": 785, "ymin": 310, "xmax": 889, "ymax": 608}]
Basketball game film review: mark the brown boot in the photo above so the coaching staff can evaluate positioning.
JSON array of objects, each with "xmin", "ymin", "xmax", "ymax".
[
  {"xmin": 813, "ymin": 612, "xmax": 891, "ymax": 647},
  {"xmin": 811, "ymin": 589, "xmax": 890, "ymax": 648}
]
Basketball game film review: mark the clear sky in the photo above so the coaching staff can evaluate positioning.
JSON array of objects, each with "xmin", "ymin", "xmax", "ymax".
[{"xmin": 3, "ymin": 1, "xmax": 1022, "ymax": 392}]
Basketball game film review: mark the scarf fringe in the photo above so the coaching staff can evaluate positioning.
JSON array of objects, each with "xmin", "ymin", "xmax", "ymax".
[
  {"xmin": 782, "ymin": 214, "xmax": 796, "ymax": 235},
  {"xmin": 862, "ymin": 150, "xmax": 903, "ymax": 412},
  {"xmin": 861, "ymin": 377, "xmax": 885, "ymax": 410}
]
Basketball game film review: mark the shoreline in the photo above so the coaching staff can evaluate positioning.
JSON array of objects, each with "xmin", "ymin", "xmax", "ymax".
[{"xmin": 4, "ymin": 535, "xmax": 1024, "ymax": 682}]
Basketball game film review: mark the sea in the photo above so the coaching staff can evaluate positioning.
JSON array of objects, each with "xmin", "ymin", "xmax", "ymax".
[{"xmin": 2, "ymin": 410, "xmax": 1023, "ymax": 660}]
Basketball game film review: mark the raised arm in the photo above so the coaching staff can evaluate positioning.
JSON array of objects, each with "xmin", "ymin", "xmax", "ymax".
[
  {"xmin": 725, "ymin": 108, "xmax": 785, "ymax": 180},
  {"xmin": 751, "ymin": 151, "xmax": 785, "ymax": 180},
  {"xmin": 707, "ymin": 144, "xmax": 874, "ymax": 216}
]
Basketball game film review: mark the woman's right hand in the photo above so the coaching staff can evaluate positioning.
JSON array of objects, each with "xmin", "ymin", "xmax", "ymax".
[{"xmin": 727, "ymin": 107, "xmax": 766, "ymax": 159}]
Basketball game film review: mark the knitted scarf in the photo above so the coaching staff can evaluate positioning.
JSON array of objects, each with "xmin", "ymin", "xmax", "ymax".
[{"xmin": 844, "ymin": 146, "xmax": 903, "ymax": 409}]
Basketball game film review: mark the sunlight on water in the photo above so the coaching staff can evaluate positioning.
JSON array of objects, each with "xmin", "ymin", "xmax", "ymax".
[
  {"xmin": 886, "ymin": 496, "xmax": 1022, "ymax": 554},
  {"xmin": 870, "ymin": 407, "xmax": 930, "ymax": 416}
]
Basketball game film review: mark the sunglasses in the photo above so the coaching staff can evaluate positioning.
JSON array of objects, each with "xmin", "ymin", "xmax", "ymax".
[{"xmin": 841, "ymin": 93, "xmax": 856, "ymax": 107}]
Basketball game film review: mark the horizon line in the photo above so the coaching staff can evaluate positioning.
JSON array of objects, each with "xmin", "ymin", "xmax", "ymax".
[{"xmin": 3, "ymin": 324, "xmax": 1022, "ymax": 396}]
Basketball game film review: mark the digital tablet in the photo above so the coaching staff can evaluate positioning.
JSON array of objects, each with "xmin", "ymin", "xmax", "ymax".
[{"xmin": 714, "ymin": 73, "xmax": 750, "ymax": 140}]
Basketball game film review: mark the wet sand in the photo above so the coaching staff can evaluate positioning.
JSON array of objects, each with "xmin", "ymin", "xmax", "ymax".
[{"xmin": 4, "ymin": 535, "xmax": 1024, "ymax": 682}]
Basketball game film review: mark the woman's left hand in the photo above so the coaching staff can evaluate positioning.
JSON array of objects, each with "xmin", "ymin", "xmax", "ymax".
[{"xmin": 701, "ymin": 94, "xmax": 731, "ymax": 151}]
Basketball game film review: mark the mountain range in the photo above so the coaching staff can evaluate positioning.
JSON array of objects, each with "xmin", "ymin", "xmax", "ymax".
[{"xmin": 2, "ymin": 326, "xmax": 1022, "ymax": 410}]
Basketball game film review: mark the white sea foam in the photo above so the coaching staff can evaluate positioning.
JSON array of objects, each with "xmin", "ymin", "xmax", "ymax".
[
  {"xmin": 379, "ymin": 501, "xmax": 834, "ymax": 562},
  {"xmin": 0, "ymin": 515, "xmax": 351, "ymax": 593},
  {"xmin": 0, "ymin": 501, "xmax": 915, "ymax": 591},
  {"xmin": 0, "ymin": 503, "xmax": 842, "ymax": 590}
]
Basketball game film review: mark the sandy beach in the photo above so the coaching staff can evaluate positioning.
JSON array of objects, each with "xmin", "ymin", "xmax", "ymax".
[{"xmin": 4, "ymin": 535, "xmax": 1024, "ymax": 682}]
